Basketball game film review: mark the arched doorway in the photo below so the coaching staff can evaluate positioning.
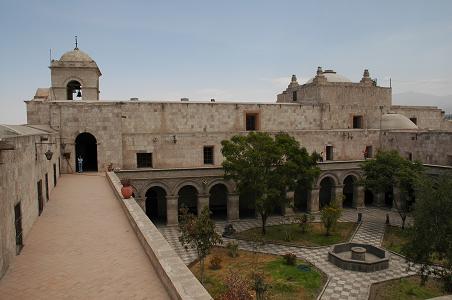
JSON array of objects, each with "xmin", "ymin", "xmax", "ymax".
[
  {"xmin": 294, "ymin": 185, "xmax": 309, "ymax": 212},
  {"xmin": 342, "ymin": 175, "xmax": 357, "ymax": 208},
  {"xmin": 239, "ymin": 189, "xmax": 256, "ymax": 218},
  {"xmin": 75, "ymin": 132, "xmax": 98, "ymax": 172},
  {"xmin": 364, "ymin": 189, "xmax": 374, "ymax": 206},
  {"xmin": 385, "ymin": 189, "xmax": 393, "ymax": 208},
  {"xmin": 145, "ymin": 186, "xmax": 167, "ymax": 224},
  {"xmin": 178, "ymin": 185, "xmax": 198, "ymax": 216},
  {"xmin": 209, "ymin": 184, "xmax": 228, "ymax": 220},
  {"xmin": 67, "ymin": 80, "xmax": 82, "ymax": 100},
  {"xmin": 319, "ymin": 177, "xmax": 335, "ymax": 208}
]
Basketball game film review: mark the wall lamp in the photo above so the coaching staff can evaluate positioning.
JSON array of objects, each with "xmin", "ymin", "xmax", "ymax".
[
  {"xmin": 172, "ymin": 135, "xmax": 177, "ymax": 144},
  {"xmin": 35, "ymin": 142, "xmax": 56, "ymax": 161}
]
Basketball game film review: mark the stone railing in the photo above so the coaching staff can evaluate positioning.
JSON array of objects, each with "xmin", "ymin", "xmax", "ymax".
[{"xmin": 106, "ymin": 172, "xmax": 212, "ymax": 300}]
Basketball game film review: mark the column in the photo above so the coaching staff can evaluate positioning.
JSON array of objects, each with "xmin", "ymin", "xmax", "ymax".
[
  {"xmin": 374, "ymin": 192, "xmax": 385, "ymax": 207},
  {"xmin": 166, "ymin": 195, "xmax": 178, "ymax": 226},
  {"xmin": 227, "ymin": 193, "xmax": 239, "ymax": 221},
  {"xmin": 308, "ymin": 188, "xmax": 320, "ymax": 213},
  {"xmin": 284, "ymin": 191, "xmax": 295, "ymax": 216},
  {"xmin": 354, "ymin": 185, "xmax": 365, "ymax": 208},
  {"xmin": 333, "ymin": 185, "xmax": 344, "ymax": 207},
  {"xmin": 392, "ymin": 186, "xmax": 401, "ymax": 210},
  {"xmin": 197, "ymin": 194, "xmax": 209, "ymax": 216}
]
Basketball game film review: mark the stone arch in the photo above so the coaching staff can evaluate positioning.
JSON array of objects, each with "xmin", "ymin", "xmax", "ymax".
[
  {"xmin": 316, "ymin": 172, "xmax": 340, "ymax": 188},
  {"xmin": 172, "ymin": 180, "xmax": 203, "ymax": 196},
  {"xmin": 75, "ymin": 132, "xmax": 97, "ymax": 172},
  {"xmin": 319, "ymin": 176, "xmax": 335, "ymax": 208},
  {"xmin": 145, "ymin": 186, "xmax": 167, "ymax": 224},
  {"xmin": 206, "ymin": 179, "xmax": 234, "ymax": 194},
  {"xmin": 209, "ymin": 183, "xmax": 228, "ymax": 220},
  {"xmin": 140, "ymin": 181, "xmax": 171, "ymax": 200},
  {"xmin": 340, "ymin": 171, "xmax": 362, "ymax": 184},
  {"xmin": 178, "ymin": 184, "xmax": 198, "ymax": 216},
  {"xmin": 342, "ymin": 175, "xmax": 358, "ymax": 208},
  {"xmin": 65, "ymin": 78, "xmax": 84, "ymax": 100}
]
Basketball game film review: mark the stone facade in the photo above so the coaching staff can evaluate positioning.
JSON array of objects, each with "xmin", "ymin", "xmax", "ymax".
[{"xmin": 0, "ymin": 126, "xmax": 60, "ymax": 279}]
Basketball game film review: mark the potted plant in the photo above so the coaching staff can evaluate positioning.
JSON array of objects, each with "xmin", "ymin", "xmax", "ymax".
[{"xmin": 120, "ymin": 179, "xmax": 133, "ymax": 199}]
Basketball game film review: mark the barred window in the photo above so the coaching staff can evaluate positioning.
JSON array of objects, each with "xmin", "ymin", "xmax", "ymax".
[
  {"xmin": 137, "ymin": 153, "xmax": 152, "ymax": 168},
  {"xmin": 203, "ymin": 146, "xmax": 214, "ymax": 165}
]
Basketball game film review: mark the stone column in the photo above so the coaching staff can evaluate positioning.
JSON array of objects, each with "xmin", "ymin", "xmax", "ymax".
[
  {"xmin": 283, "ymin": 191, "xmax": 295, "ymax": 216},
  {"xmin": 374, "ymin": 192, "xmax": 385, "ymax": 207},
  {"xmin": 197, "ymin": 194, "xmax": 209, "ymax": 216},
  {"xmin": 227, "ymin": 193, "xmax": 239, "ymax": 221},
  {"xmin": 333, "ymin": 185, "xmax": 344, "ymax": 207},
  {"xmin": 354, "ymin": 185, "xmax": 365, "ymax": 208},
  {"xmin": 308, "ymin": 188, "xmax": 320, "ymax": 213},
  {"xmin": 166, "ymin": 195, "xmax": 178, "ymax": 226},
  {"xmin": 392, "ymin": 186, "xmax": 401, "ymax": 210}
]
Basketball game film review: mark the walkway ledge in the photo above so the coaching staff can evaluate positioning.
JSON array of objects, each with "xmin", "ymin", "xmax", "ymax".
[{"xmin": 106, "ymin": 172, "xmax": 212, "ymax": 300}]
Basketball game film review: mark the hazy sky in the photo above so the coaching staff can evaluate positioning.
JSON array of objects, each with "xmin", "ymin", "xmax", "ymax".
[{"xmin": 1, "ymin": 0, "xmax": 452, "ymax": 124}]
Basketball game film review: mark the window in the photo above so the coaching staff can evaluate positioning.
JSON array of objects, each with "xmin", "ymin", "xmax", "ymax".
[
  {"xmin": 353, "ymin": 115, "xmax": 363, "ymax": 129},
  {"xmin": 53, "ymin": 163, "xmax": 57, "ymax": 187},
  {"xmin": 407, "ymin": 152, "xmax": 413, "ymax": 161},
  {"xmin": 246, "ymin": 113, "xmax": 259, "ymax": 131},
  {"xmin": 37, "ymin": 180, "xmax": 43, "ymax": 216},
  {"xmin": 204, "ymin": 146, "xmax": 214, "ymax": 164},
  {"xmin": 409, "ymin": 117, "xmax": 417, "ymax": 125},
  {"xmin": 364, "ymin": 146, "xmax": 373, "ymax": 159},
  {"xmin": 292, "ymin": 91, "xmax": 297, "ymax": 101},
  {"xmin": 136, "ymin": 153, "xmax": 153, "ymax": 168},
  {"xmin": 14, "ymin": 202, "xmax": 23, "ymax": 254},
  {"xmin": 326, "ymin": 145, "xmax": 333, "ymax": 161},
  {"xmin": 45, "ymin": 173, "xmax": 49, "ymax": 201}
]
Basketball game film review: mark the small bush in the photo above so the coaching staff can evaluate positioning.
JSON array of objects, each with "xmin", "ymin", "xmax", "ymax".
[
  {"xmin": 284, "ymin": 228, "xmax": 294, "ymax": 242},
  {"xmin": 209, "ymin": 255, "xmax": 222, "ymax": 270},
  {"xmin": 219, "ymin": 270, "xmax": 252, "ymax": 300},
  {"xmin": 295, "ymin": 213, "xmax": 314, "ymax": 233},
  {"xmin": 283, "ymin": 253, "xmax": 297, "ymax": 266},
  {"xmin": 321, "ymin": 200, "xmax": 342, "ymax": 236},
  {"xmin": 226, "ymin": 241, "xmax": 239, "ymax": 258}
]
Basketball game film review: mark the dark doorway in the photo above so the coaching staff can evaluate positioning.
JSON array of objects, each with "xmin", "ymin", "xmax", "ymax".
[
  {"xmin": 145, "ymin": 187, "xmax": 167, "ymax": 224},
  {"xmin": 239, "ymin": 189, "xmax": 256, "ymax": 218},
  {"xmin": 15, "ymin": 202, "xmax": 23, "ymax": 254},
  {"xmin": 319, "ymin": 177, "xmax": 334, "ymax": 208},
  {"xmin": 294, "ymin": 185, "xmax": 309, "ymax": 212},
  {"xmin": 67, "ymin": 80, "xmax": 82, "ymax": 100},
  {"xmin": 75, "ymin": 132, "xmax": 98, "ymax": 172},
  {"xmin": 45, "ymin": 173, "xmax": 49, "ymax": 201},
  {"xmin": 178, "ymin": 185, "xmax": 198, "ymax": 216},
  {"xmin": 37, "ymin": 180, "xmax": 43, "ymax": 215},
  {"xmin": 53, "ymin": 163, "xmax": 57, "ymax": 187},
  {"xmin": 364, "ymin": 189, "xmax": 374, "ymax": 206},
  {"xmin": 209, "ymin": 184, "xmax": 228, "ymax": 220},
  {"xmin": 385, "ymin": 189, "xmax": 393, "ymax": 208},
  {"xmin": 342, "ymin": 176, "xmax": 356, "ymax": 208}
]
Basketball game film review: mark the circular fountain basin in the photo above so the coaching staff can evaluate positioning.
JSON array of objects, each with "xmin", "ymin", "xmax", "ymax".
[{"xmin": 328, "ymin": 243, "xmax": 389, "ymax": 272}]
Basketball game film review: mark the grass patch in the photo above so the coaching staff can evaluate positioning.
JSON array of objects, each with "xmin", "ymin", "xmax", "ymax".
[
  {"xmin": 370, "ymin": 276, "xmax": 447, "ymax": 300},
  {"xmin": 189, "ymin": 247, "xmax": 326, "ymax": 299},
  {"xmin": 382, "ymin": 225, "xmax": 410, "ymax": 254},
  {"xmin": 233, "ymin": 222, "xmax": 357, "ymax": 247}
]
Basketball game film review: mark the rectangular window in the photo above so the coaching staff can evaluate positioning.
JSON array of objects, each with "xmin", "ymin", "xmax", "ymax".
[
  {"xmin": 246, "ymin": 113, "xmax": 258, "ymax": 131},
  {"xmin": 37, "ymin": 180, "xmax": 43, "ymax": 216},
  {"xmin": 45, "ymin": 173, "xmax": 49, "ymax": 201},
  {"xmin": 203, "ymin": 146, "xmax": 214, "ymax": 164},
  {"xmin": 14, "ymin": 202, "xmax": 23, "ymax": 254},
  {"xmin": 292, "ymin": 91, "xmax": 297, "ymax": 101},
  {"xmin": 326, "ymin": 145, "xmax": 333, "ymax": 161},
  {"xmin": 53, "ymin": 163, "xmax": 57, "ymax": 187},
  {"xmin": 136, "ymin": 153, "xmax": 153, "ymax": 168},
  {"xmin": 409, "ymin": 117, "xmax": 417, "ymax": 125},
  {"xmin": 353, "ymin": 115, "xmax": 363, "ymax": 129},
  {"xmin": 364, "ymin": 146, "xmax": 373, "ymax": 159},
  {"xmin": 407, "ymin": 152, "xmax": 413, "ymax": 161}
]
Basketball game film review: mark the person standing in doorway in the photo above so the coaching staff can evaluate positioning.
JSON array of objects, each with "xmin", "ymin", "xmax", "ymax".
[{"xmin": 77, "ymin": 156, "xmax": 83, "ymax": 173}]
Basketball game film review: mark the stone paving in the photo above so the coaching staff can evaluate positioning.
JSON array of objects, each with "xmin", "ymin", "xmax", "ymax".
[
  {"xmin": 0, "ymin": 173, "xmax": 170, "ymax": 300},
  {"xmin": 158, "ymin": 207, "xmax": 415, "ymax": 300}
]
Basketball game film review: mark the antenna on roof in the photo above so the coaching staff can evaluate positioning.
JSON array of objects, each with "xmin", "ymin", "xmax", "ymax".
[
  {"xmin": 389, "ymin": 78, "xmax": 392, "ymax": 88},
  {"xmin": 75, "ymin": 35, "xmax": 78, "ymax": 50},
  {"xmin": 49, "ymin": 48, "xmax": 52, "ymax": 64}
]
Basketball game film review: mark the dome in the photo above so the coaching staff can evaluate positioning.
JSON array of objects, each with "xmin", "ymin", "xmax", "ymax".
[
  {"xmin": 306, "ymin": 70, "xmax": 352, "ymax": 84},
  {"xmin": 59, "ymin": 48, "xmax": 94, "ymax": 62},
  {"xmin": 381, "ymin": 113, "xmax": 418, "ymax": 130}
]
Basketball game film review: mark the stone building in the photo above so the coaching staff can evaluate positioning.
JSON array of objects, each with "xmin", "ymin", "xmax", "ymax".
[{"xmin": 1, "ymin": 45, "xmax": 451, "ymax": 278}]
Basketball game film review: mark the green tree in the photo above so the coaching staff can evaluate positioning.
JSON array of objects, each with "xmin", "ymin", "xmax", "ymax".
[
  {"xmin": 320, "ymin": 199, "xmax": 342, "ymax": 236},
  {"xmin": 178, "ymin": 206, "xmax": 223, "ymax": 285},
  {"xmin": 360, "ymin": 150, "xmax": 424, "ymax": 229},
  {"xmin": 221, "ymin": 132, "xmax": 320, "ymax": 235},
  {"xmin": 403, "ymin": 175, "xmax": 452, "ymax": 292}
]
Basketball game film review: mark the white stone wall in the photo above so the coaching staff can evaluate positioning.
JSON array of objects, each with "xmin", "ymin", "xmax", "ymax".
[{"xmin": 0, "ymin": 133, "xmax": 60, "ymax": 278}]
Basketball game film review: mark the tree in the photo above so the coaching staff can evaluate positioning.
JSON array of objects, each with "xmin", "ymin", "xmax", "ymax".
[
  {"xmin": 221, "ymin": 132, "xmax": 320, "ymax": 234},
  {"xmin": 320, "ymin": 199, "xmax": 342, "ymax": 236},
  {"xmin": 360, "ymin": 150, "xmax": 424, "ymax": 229},
  {"xmin": 403, "ymin": 174, "xmax": 452, "ymax": 292},
  {"xmin": 178, "ymin": 206, "xmax": 222, "ymax": 285}
]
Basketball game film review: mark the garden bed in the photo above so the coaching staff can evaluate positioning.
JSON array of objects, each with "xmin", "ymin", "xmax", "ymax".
[
  {"xmin": 189, "ymin": 247, "xmax": 326, "ymax": 299},
  {"xmin": 382, "ymin": 225, "xmax": 410, "ymax": 254},
  {"xmin": 232, "ymin": 222, "xmax": 357, "ymax": 247}
]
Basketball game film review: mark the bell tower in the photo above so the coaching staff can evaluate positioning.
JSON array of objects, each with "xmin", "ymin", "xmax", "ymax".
[{"xmin": 49, "ymin": 39, "xmax": 101, "ymax": 100}]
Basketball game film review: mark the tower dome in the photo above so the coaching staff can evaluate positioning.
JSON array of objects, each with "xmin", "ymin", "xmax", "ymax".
[
  {"xmin": 381, "ymin": 113, "xmax": 418, "ymax": 130},
  {"xmin": 59, "ymin": 48, "xmax": 94, "ymax": 62}
]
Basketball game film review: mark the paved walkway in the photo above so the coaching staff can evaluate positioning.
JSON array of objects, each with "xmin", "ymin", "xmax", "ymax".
[
  {"xmin": 0, "ymin": 173, "xmax": 170, "ymax": 300},
  {"xmin": 158, "ymin": 207, "xmax": 415, "ymax": 300}
]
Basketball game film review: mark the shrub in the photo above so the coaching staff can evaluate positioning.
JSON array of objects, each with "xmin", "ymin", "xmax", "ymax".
[
  {"xmin": 321, "ymin": 201, "xmax": 342, "ymax": 236},
  {"xmin": 219, "ymin": 270, "xmax": 252, "ymax": 300},
  {"xmin": 226, "ymin": 241, "xmax": 239, "ymax": 258},
  {"xmin": 295, "ymin": 213, "xmax": 314, "ymax": 233},
  {"xmin": 209, "ymin": 255, "xmax": 222, "ymax": 270},
  {"xmin": 283, "ymin": 253, "xmax": 297, "ymax": 265},
  {"xmin": 284, "ymin": 227, "xmax": 294, "ymax": 242}
]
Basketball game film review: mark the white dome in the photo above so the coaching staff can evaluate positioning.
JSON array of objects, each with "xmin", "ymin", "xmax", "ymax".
[
  {"xmin": 381, "ymin": 113, "xmax": 418, "ymax": 130},
  {"xmin": 306, "ymin": 70, "xmax": 351, "ymax": 84},
  {"xmin": 60, "ymin": 48, "xmax": 93, "ymax": 62}
]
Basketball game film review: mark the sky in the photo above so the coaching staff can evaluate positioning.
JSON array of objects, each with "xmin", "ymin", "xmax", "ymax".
[{"xmin": 1, "ymin": 0, "xmax": 452, "ymax": 124}]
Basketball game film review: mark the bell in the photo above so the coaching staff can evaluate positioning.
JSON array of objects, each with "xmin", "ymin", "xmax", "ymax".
[{"xmin": 77, "ymin": 90, "xmax": 82, "ymax": 97}]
